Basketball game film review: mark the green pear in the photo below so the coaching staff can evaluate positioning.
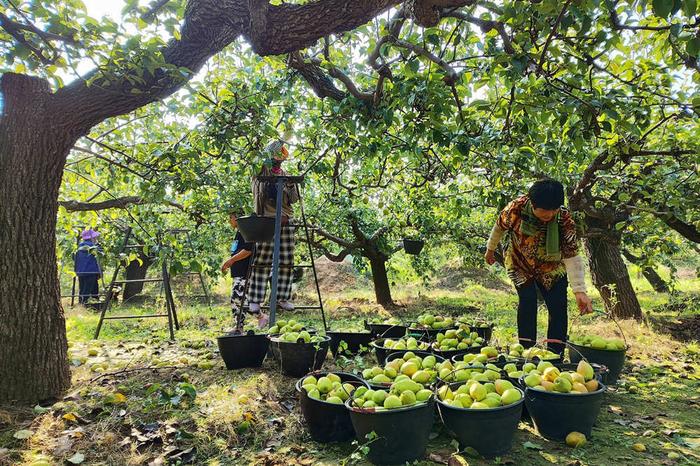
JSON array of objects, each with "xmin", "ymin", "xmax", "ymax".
[
  {"xmin": 317, "ymin": 377, "xmax": 333, "ymax": 394},
  {"xmin": 501, "ymin": 388, "xmax": 521, "ymax": 405},
  {"xmin": 469, "ymin": 383, "xmax": 487, "ymax": 401},
  {"xmin": 326, "ymin": 396, "xmax": 343, "ymax": 405},
  {"xmin": 400, "ymin": 390, "xmax": 416, "ymax": 406},
  {"xmin": 416, "ymin": 389, "xmax": 432, "ymax": 402},
  {"xmin": 524, "ymin": 373, "xmax": 542, "ymax": 387},
  {"xmin": 383, "ymin": 395, "xmax": 402, "ymax": 409},
  {"xmin": 302, "ymin": 376, "xmax": 317, "ymax": 386}
]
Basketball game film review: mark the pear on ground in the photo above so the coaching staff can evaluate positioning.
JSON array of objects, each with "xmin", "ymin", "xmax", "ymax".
[{"xmin": 566, "ymin": 431, "xmax": 587, "ymax": 447}]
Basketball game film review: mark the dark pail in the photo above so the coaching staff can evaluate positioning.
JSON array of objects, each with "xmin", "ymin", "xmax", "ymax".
[
  {"xmin": 217, "ymin": 333, "xmax": 269, "ymax": 369},
  {"xmin": 268, "ymin": 328, "xmax": 317, "ymax": 361},
  {"xmin": 568, "ymin": 343, "xmax": 626, "ymax": 385},
  {"xmin": 524, "ymin": 383, "xmax": 606, "ymax": 440},
  {"xmin": 346, "ymin": 399, "xmax": 435, "ymax": 464},
  {"xmin": 365, "ymin": 321, "xmax": 407, "ymax": 339},
  {"xmin": 437, "ymin": 387, "xmax": 524, "ymax": 457},
  {"xmin": 270, "ymin": 336, "xmax": 330, "ymax": 377},
  {"xmin": 431, "ymin": 343, "xmax": 482, "ymax": 361},
  {"xmin": 236, "ymin": 215, "xmax": 276, "ymax": 242},
  {"xmin": 295, "ymin": 372, "xmax": 368, "ymax": 443},
  {"xmin": 371, "ymin": 339, "xmax": 431, "ymax": 365},
  {"xmin": 408, "ymin": 326, "xmax": 458, "ymax": 341},
  {"xmin": 470, "ymin": 324, "xmax": 494, "ymax": 342},
  {"xmin": 403, "ymin": 239, "xmax": 424, "ymax": 255},
  {"xmin": 385, "ymin": 350, "xmax": 445, "ymax": 365},
  {"xmin": 328, "ymin": 331, "xmax": 373, "ymax": 357}
]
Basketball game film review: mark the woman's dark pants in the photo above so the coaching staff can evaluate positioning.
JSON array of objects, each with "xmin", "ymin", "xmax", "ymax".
[{"xmin": 516, "ymin": 277, "xmax": 568, "ymax": 356}]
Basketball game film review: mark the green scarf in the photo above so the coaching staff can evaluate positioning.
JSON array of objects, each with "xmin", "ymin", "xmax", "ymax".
[{"xmin": 520, "ymin": 199, "xmax": 561, "ymax": 261}]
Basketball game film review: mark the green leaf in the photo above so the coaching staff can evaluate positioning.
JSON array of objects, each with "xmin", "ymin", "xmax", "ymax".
[
  {"xmin": 13, "ymin": 430, "xmax": 34, "ymax": 440},
  {"xmin": 684, "ymin": 0, "xmax": 698, "ymax": 16},
  {"xmin": 653, "ymin": 0, "xmax": 674, "ymax": 17},
  {"xmin": 686, "ymin": 37, "xmax": 700, "ymax": 58},
  {"xmin": 523, "ymin": 441, "xmax": 543, "ymax": 450},
  {"xmin": 67, "ymin": 452, "xmax": 85, "ymax": 464}
]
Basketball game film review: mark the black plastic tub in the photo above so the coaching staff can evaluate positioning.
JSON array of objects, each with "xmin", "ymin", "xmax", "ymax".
[
  {"xmin": 371, "ymin": 339, "xmax": 431, "ymax": 365},
  {"xmin": 569, "ymin": 343, "xmax": 626, "ymax": 385},
  {"xmin": 346, "ymin": 399, "xmax": 435, "ymax": 464},
  {"xmin": 403, "ymin": 239, "xmax": 425, "ymax": 255},
  {"xmin": 437, "ymin": 386, "xmax": 524, "ymax": 457},
  {"xmin": 523, "ymin": 382, "xmax": 607, "ymax": 440},
  {"xmin": 364, "ymin": 321, "xmax": 407, "ymax": 339},
  {"xmin": 469, "ymin": 324, "xmax": 494, "ymax": 342},
  {"xmin": 269, "ymin": 336, "xmax": 331, "ymax": 377},
  {"xmin": 236, "ymin": 214, "xmax": 276, "ymax": 242},
  {"xmin": 217, "ymin": 332, "xmax": 269, "ymax": 369},
  {"xmin": 295, "ymin": 372, "xmax": 368, "ymax": 443},
  {"xmin": 385, "ymin": 350, "xmax": 445, "ymax": 364},
  {"xmin": 327, "ymin": 331, "xmax": 373, "ymax": 357},
  {"xmin": 407, "ymin": 326, "xmax": 458, "ymax": 341},
  {"xmin": 268, "ymin": 328, "xmax": 317, "ymax": 360},
  {"xmin": 431, "ymin": 343, "xmax": 482, "ymax": 361}
]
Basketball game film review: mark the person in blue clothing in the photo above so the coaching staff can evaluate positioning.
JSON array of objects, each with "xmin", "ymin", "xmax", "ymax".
[
  {"xmin": 221, "ymin": 211, "xmax": 257, "ymax": 326},
  {"xmin": 75, "ymin": 228, "xmax": 103, "ymax": 305}
]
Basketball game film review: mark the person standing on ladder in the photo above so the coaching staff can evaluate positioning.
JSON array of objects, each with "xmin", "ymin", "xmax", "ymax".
[
  {"xmin": 484, "ymin": 179, "xmax": 593, "ymax": 356},
  {"xmin": 75, "ymin": 228, "xmax": 102, "ymax": 306},
  {"xmin": 249, "ymin": 139, "xmax": 299, "ymax": 326},
  {"xmin": 221, "ymin": 210, "xmax": 255, "ymax": 326}
]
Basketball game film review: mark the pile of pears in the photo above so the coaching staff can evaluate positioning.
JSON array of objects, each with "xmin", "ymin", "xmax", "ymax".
[
  {"xmin": 352, "ymin": 379, "xmax": 433, "ymax": 409},
  {"xmin": 437, "ymin": 358, "xmax": 503, "ymax": 383},
  {"xmin": 300, "ymin": 373, "xmax": 356, "ymax": 404},
  {"xmin": 412, "ymin": 313, "xmax": 455, "ymax": 330},
  {"xmin": 522, "ymin": 346, "xmax": 560, "ymax": 360},
  {"xmin": 379, "ymin": 336, "xmax": 429, "ymax": 351},
  {"xmin": 571, "ymin": 334, "xmax": 626, "ymax": 351},
  {"xmin": 438, "ymin": 378, "xmax": 522, "ymax": 409},
  {"xmin": 523, "ymin": 360, "xmax": 600, "ymax": 394},
  {"xmin": 361, "ymin": 352, "xmax": 443, "ymax": 386},
  {"xmin": 369, "ymin": 317, "xmax": 403, "ymax": 326},
  {"xmin": 268, "ymin": 319, "xmax": 324, "ymax": 344},
  {"xmin": 433, "ymin": 329, "xmax": 485, "ymax": 352}
]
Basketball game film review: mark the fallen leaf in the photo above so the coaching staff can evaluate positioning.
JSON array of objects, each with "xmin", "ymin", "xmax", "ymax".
[
  {"xmin": 539, "ymin": 451, "xmax": 558, "ymax": 463},
  {"xmin": 13, "ymin": 429, "xmax": 33, "ymax": 440},
  {"xmin": 67, "ymin": 452, "xmax": 85, "ymax": 464},
  {"xmin": 447, "ymin": 454, "xmax": 470, "ymax": 466},
  {"xmin": 33, "ymin": 404, "xmax": 51, "ymax": 414},
  {"xmin": 523, "ymin": 441, "xmax": 543, "ymax": 450},
  {"xmin": 62, "ymin": 413, "xmax": 78, "ymax": 423}
]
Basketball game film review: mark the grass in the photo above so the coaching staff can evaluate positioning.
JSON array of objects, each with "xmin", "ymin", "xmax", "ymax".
[{"xmin": 1, "ymin": 272, "xmax": 699, "ymax": 466}]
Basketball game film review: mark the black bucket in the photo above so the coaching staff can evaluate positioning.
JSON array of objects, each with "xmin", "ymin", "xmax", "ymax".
[
  {"xmin": 328, "ymin": 331, "xmax": 373, "ymax": 357},
  {"xmin": 408, "ymin": 326, "xmax": 458, "ymax": 341},
  {"xmin": 371, "ymin": 339, "xmax": 431, "ymax": 365},
  {"xmin": 568, "ymin": 343, "xmax": 626, "ymax": 385},
  {"xmin": 295, "ymin": 372, "xmax": 368, "ymax": 443},
  {"xmin": 346, "ymin": 399, "xmax": 435, "ymax": 464},
  {"xmin": 403, "ymin": 239, "xmax": 424, "ymax": 255},
  {"xmin": 365, "ymin": 321, "xmax": 407, "ymax": 339},
  {"xmin": 236, "ymin": 214, "xmax": 276, "ymax": 242},
  {"xmin": 270, "ymin": 336, "xmax": 331, "ymax": 377},
  {"xmin": 469, "ymin": 324, "xmax": 494, "ymax": 342},
  {"xmin": 431, "ymin": 343, "xmax": 482, "ymax": 361},
  {"xmin": 523, "ymin": 383, "xmax": 607, "ymax": 440},
  {"xmin": 268, "ymin": 328, "xmax": 317, "ymax": 361},
  {"xmin": 216, "ymin": 332, "xmax": 269, "ymax": 369},
  {"xmin": 385, "ymin": 350, "xmax": 445, "ymax": 365},
  {"xmin": 437, "ymin": 386, "xmax": 524, "ymax": 457}
]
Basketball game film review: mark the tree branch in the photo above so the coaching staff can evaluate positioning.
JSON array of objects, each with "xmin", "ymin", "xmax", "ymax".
[
  {"xmin": 536, "ymin": 0, "xmax": 573, "ymax": 75},
  {"xmin": 59, "ymin": 196, "xmax": 185, "ymax": 212}
]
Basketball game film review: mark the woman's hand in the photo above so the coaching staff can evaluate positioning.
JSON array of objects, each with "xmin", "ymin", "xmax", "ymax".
[
  {"xmin": 221, "ymin": 259, "xmax": 233, "ymax": 273},
  {"xmin": 574, "ymin": 292, "xmax": 593, "ymax": 315},
  {"xmin": 484, "ymin": 249, "xmax": 496, "ymax": 265}
]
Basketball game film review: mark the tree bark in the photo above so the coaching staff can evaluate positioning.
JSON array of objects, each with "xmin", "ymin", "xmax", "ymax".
[
  {"xmin": 621, "ymin": 249, "xmax": 670, "ymax": 293},
  {"xmin": 583, "ymin": 220, "xmax": 642, "ymax": 320},
  {"xmin": 368, "ymin": 254, "xmax": 394, "ymax": 307},
  {"xmin": 0, "ymin": 74, "xmax": 72, "ymax": 402},
  {"xmin": 123, "ymin": 252, "xmax": 156, "ymax": 302}
]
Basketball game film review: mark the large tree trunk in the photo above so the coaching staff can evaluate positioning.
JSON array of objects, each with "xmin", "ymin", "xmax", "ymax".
[
  {"xmin": 123, "ymin": 252, "xmax": 155, "ymax": 302},
  {"xmin": 0, "ymin": 74, "xmax": 73, "ymax": 402},
  {"xmin": 368, "ymin": 255, "xmax": 394, "ymax": 308},
  {"xmin": 583, "ymin": 228, "xmax": 642, "ymax": 320},
  {"xmin": 621, "ymin": 249, "xmax": 670, "ymax": 293}
]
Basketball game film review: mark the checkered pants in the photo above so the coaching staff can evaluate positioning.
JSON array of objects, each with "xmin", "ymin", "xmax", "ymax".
[{"xmin": 248, "ymin": 225, "xmax": 295, "ymax": 304}]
